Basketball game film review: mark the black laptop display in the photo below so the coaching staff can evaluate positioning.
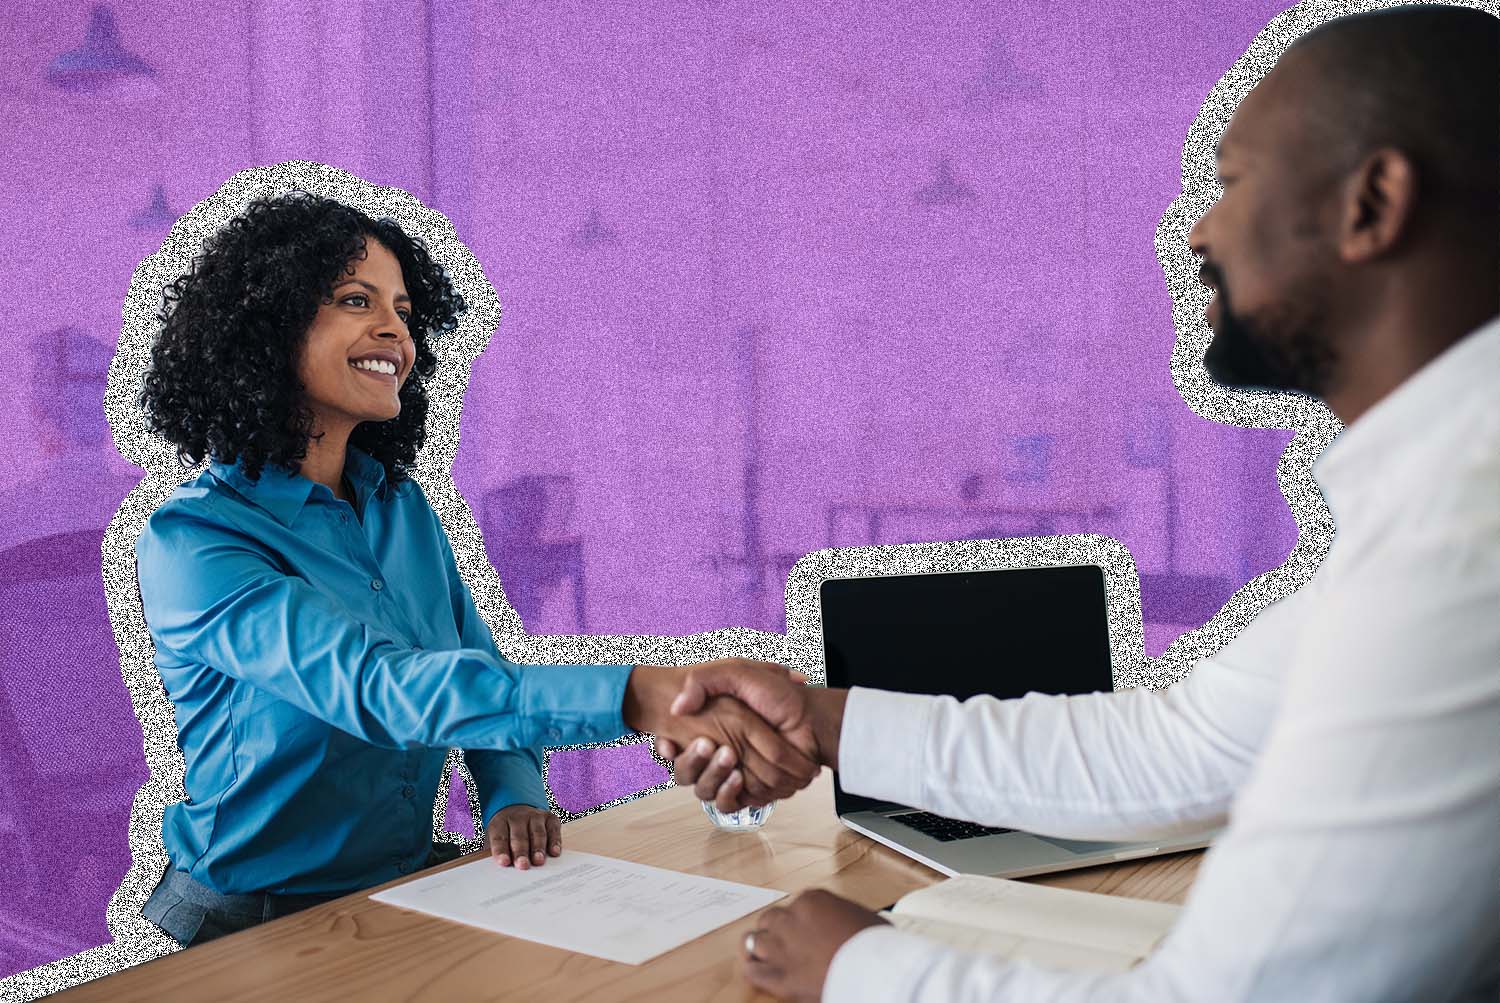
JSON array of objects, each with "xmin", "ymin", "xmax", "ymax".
[{"xmin": 820, "ymin": 565, "xmax": 1114, "ymax": 817}]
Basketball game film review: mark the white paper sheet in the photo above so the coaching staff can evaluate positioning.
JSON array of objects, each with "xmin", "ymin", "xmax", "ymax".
[{"xmin": 369, "ymin": 851, "xmax": 786, "ymax": 965}]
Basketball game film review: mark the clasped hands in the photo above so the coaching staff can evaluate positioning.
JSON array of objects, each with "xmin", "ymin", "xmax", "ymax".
[
  {"xmin": 484, "ymin": 658, "xmax": 825, "ymax": 875},
  {"xmin": 629, "ymin": 658, "xmax": 844, "ymax": 809},
  {"xmin": 487, "ymin": 658, "xmax": 836, "ymax": 874}
]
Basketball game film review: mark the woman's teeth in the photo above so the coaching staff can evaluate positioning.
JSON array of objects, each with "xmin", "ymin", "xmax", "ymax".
[{"xmin": 351, "ymin": 359, "xmax": 397, "ymax": 376}]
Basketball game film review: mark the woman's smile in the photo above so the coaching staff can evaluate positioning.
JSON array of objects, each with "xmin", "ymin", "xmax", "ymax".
[{"xmin": 349, "ymin": 352, "xmax": 402, "ymax": 384}]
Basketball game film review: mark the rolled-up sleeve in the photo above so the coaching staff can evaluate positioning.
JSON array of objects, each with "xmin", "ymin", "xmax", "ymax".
[{"xmin": 136, "ymin": 499, "xmax": 632, "ymax": 754}]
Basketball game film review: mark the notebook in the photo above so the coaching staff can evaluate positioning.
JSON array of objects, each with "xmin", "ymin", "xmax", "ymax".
[{"xmin": 878, "ymin": 874, "xmax": 1180, "ymax": 974}]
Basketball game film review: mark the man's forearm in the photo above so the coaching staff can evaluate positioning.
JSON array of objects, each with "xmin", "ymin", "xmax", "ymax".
[{"xmin": 807, "ymin": 686, "xmax": 849, "ymax": 768}]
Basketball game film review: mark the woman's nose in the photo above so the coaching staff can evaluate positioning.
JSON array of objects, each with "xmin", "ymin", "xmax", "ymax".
[{"xmin": 373, "ymin": 316, "xmax": 409, "ymax": 341}]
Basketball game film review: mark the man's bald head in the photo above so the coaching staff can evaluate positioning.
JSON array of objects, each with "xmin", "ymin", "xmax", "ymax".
[
  {"xmin": 1287, "ymin": 5, "xmax": 1499, "ymax": 238},
  {"xmin": 1189, "ymin": 4, "xmax": 1498, "ymax": 418}
]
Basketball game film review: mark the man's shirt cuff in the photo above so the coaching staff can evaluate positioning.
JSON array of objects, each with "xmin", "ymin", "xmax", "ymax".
[
  {"xmin": 836, "ymin": 686, "xmax": 937, "ymax": 808},
  {"xmin": 824, "ymin": 925, "xmax": 939, "ymax": 1002}
]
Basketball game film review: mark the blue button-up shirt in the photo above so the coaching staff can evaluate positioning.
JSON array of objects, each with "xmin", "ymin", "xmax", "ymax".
[{"xmin": 135, "ymin": 446, "xmax": 633, "ymax": 894}]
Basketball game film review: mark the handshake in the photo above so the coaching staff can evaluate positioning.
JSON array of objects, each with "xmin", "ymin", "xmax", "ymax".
[{"xmin": 621, "ymin": 659, "xmax": 849, "ymax": 812}]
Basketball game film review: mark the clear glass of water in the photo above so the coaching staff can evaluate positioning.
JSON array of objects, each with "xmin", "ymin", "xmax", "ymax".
[{"xmin": 702, "ymin": 799, "xmax": 776, "ymax": 832}]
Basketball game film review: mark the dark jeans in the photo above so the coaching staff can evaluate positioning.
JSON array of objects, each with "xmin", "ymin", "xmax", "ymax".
[{"xmin": 142, "ymin": 842, "xmax": 466, "ymax": 948}]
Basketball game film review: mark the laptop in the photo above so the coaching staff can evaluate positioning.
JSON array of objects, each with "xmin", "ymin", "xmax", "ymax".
[{"xmin": 821, "ymin": 564, "xmax": 1217, "ymax": 879}]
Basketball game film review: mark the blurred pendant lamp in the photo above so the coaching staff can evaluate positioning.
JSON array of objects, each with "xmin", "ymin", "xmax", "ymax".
[
  {"xmin": 914, "ymin": 156, "xmax": 976, "ymax": 207},
  {"xmin": 46, "ymin": 5, "xmax": 161, "ymax": 100},
  {"xmin": 572, "ymin": 207, "xmax": 618, "ymax": 248},
  {"xmin": 130, "ymin": 182, "xmax": 177, "ymax": 232}
]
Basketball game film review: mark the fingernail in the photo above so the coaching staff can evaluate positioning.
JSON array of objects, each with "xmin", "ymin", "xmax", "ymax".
[
  {"xmin": 716, "ymin": 747, "xmax": 734, "ymax": 766},
  {"xmin": 497, "ymin": 854, "xmax": 510, "ymax": 866},
  {"xmin": 516, "ymin": 858, "xmax": 529, "ymax": 870},
  {"xmin": 551, "ymin": 843, "xmax": 561, "ymax": 855},
  {"xmin": 692, "ymin": 738, "xmax": 713, "ymax": 757}
]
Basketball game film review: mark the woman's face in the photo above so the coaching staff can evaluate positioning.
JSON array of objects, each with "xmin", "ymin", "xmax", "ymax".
[{"xmin": 295, "ymin": 238, "xmax": 416, "ymax": 434}]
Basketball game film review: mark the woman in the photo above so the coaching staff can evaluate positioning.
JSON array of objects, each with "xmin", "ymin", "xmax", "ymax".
[{"xmin": 134, "ymin": 192, "xmax": 813, "ymax": 947}]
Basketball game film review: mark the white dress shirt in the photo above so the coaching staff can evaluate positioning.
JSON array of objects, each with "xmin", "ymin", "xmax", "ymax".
[{"xmin": 825, "ymin": 317, "xmax": 1500, "ymax": 1003}]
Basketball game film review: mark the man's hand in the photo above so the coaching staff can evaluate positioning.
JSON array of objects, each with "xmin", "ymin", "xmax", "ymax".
[
  {"xmin": 740, "ymin": 889, "xmax": 890, "ymax": 1002},
  {"xmin": 623, "ymin": 664, "xmax": 819, "ymax": 805},
  {"xmin": 651, "ymin": 659, "xmax": 849, "ymax": 811},
  {"xmin": 485, "ymin": 804, "xmax": 561, "ymax": 870}
]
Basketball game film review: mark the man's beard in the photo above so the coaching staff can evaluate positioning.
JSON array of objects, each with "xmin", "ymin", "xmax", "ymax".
[{"xmin": 1201, "ymin": 266, "xmax": 1338, "ymax": 398}]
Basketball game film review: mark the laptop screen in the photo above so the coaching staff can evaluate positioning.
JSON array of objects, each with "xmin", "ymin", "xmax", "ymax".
[{"xmin": 821, "ymin": 565, "xmax": 1114, "ymax": 817}]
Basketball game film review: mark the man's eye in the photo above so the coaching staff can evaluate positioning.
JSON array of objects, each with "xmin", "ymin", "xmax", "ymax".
[{"xmin": 397, "ymin": 310, "xmax": 411, "ymax": 323}]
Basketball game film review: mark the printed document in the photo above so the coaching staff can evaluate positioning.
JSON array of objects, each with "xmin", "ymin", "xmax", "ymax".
[{"xmin": 370, "ymin": 850, "xmax": 785, "ymax": 964}]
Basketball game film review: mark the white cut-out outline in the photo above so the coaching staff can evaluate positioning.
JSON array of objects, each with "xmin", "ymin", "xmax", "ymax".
[{"xmin": 10, "ymin": 1, "xmax": 1495, "ymax": 994}]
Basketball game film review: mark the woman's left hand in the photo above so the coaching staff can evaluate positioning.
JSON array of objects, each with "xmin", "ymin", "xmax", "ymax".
[{"xmin": 485, "ymin": 804, "xmax": 562, "ymax": 869}]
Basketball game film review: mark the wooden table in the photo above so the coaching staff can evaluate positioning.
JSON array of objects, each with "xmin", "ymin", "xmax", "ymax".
[{"xmin": 54, "ymin": 773, "xmax": 1203, "ymax": 1001}]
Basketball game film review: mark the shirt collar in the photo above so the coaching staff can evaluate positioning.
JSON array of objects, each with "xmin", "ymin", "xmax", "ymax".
[
  {"xmin": 209, "ymin": 445, "xmax": 391, "ymax": 528},
  {"xmin": 1314, "ymin": 314, "xmax": 1500, "ymax": 501},
  {"xmin": 343, "ymin": 445, "xmax": 391, "ymax": 511},
  {"xmin": 340, "ymin": 443, "xmax": 387, "ymax": 494}
]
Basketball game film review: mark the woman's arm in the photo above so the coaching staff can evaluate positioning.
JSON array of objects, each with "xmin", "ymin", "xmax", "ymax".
[{"xmin": 136, "ymin": 499, "xmax": 632, "ymax": 752}]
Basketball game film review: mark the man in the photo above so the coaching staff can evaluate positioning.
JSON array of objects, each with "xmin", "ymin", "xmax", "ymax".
[{"xmin": 658, "ymin": 6, "xmax": 1499, "ymax": 1000}]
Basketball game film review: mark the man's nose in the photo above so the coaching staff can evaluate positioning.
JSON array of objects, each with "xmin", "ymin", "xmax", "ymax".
[{"xmin": 1187, "ymin": 203, "xmax": 1215, "ymax": 257}]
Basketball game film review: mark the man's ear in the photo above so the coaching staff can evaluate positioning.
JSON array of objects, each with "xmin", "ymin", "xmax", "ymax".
[{"xmin": 1338, "ymin": 147, "xmax": 1418, "ymax": 264}]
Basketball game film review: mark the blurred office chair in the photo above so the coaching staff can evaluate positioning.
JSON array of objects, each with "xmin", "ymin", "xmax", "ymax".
[
  {"xmin": 0, "ymin": 528, "xmax": 146, "ymax": 976},
  {"xmin": 1138, "ymin": 571, "xmax": 1235, "ymax": 649},
  {"xmin": 479, "ymin": 475, "xmax": 587, "ymax": 634},
  {"xmin": 478, "ymin": 477, "xmax": 639, "ymax": 813}
]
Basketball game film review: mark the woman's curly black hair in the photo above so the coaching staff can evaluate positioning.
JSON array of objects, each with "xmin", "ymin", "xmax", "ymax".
[{"xmin": 142, "ymin": 192, "xmax": 465, "ymax": 485}]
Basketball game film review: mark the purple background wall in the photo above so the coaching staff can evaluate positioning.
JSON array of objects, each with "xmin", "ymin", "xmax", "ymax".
[{"xmin": 1, "ymin": 0, "xmax": 1300, "ymax": 979}]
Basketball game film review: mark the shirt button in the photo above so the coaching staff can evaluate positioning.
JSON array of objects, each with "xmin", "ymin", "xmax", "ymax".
[
  {"xmin": 371, "ymin": 578, "xmax": 384, "ymax": 591},
  {"xmin": 546, "ymin": 728, "xmax": 562, "ymax": 742},
  {"xmin": 339, "ymin": 513, "xmax": 349, "ymax": 524},
  {"xmin": 397, "ymin": 861, "xmax": 411, "ymax": 874},
  {"xmin": 402, "ymin": 784, "xmax": 415, "ymax": 798}
]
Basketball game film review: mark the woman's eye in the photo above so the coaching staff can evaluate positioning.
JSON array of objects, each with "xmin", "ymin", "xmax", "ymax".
[
  {"xmin": 343, "ymin": 294, "xmax": 368, "ymax": 307},
  {"xmin": 397, "ymin": 310, "xmax": 411, "ymax": 323}
]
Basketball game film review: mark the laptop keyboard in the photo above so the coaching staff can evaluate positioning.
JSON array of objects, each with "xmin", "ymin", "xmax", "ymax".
[{"xmin": 891, "ymin": 811, "xmax": 1013, "ymax": 842}]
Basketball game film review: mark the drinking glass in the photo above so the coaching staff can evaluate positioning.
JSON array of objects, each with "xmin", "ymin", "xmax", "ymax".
[{"xmin": 702, "ymin": 799, "xmax": 776, "ymax": 832}]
